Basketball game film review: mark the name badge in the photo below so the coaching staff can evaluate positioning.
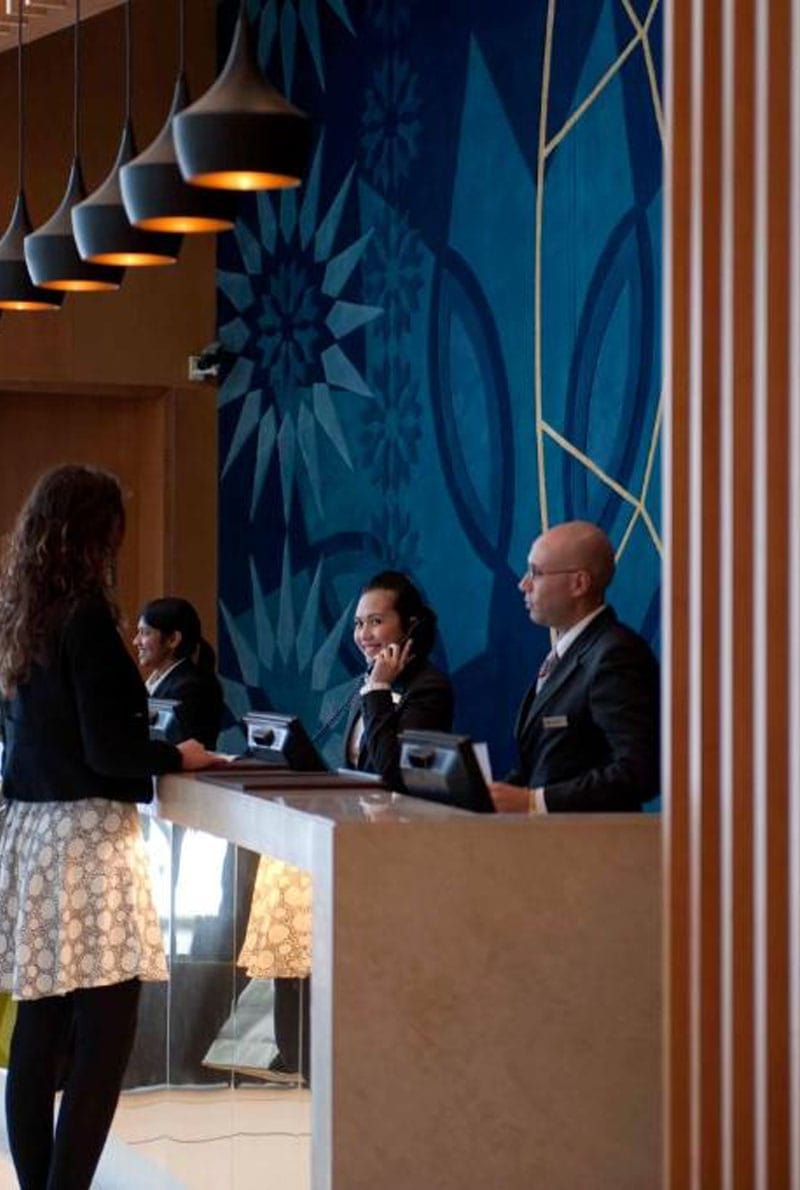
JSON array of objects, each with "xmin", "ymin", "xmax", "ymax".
[{"xmin": 542, "ymin": 715, "xmax": 568, "ymax": 730}]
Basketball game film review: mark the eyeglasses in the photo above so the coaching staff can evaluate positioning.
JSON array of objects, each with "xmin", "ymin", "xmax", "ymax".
[{"xmin": 522, "ymin": 565, "xmax": 584, "ymax": 581}]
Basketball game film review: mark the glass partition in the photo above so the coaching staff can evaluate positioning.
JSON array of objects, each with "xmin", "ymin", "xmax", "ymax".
[{"xmin": 117, "ymin": 818, "xmax": 311, "ymax": 1188}]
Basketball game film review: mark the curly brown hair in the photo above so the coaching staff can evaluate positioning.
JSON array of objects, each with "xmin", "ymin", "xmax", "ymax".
[{"xmin": 0, "ymin": 464, "xmax": 125, "ymax": 696}]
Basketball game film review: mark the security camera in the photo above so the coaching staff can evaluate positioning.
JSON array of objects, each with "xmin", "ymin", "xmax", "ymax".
[{"xmin": 188, "ymin": 341, "xmax": 223, "ymax": 382}]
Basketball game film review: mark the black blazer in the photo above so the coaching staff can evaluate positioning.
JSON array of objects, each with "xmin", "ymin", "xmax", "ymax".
[
  {"xmin": 507, "ymin": 607, "xmax": 660, "ymax": 812},
  {"xmin": 343, "ymin": 661, "xmax": 454, "ymax": 792},
  {"xmin": 150, "ymin": 657, "xmax": 223, "ymax": 749},
  {"xmin": 1, "ymin": 596, "xmax": 181, "ymax": 805}
]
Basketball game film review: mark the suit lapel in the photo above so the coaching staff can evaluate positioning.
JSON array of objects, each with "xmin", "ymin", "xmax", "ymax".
[
  {"xmin": 150, "ymin": 657, "xmax": 189, "ymax": 699},
  {"xmin": 520, "ymin": 607, "xmax": 616, "ymax": 731},
  {"xmin": 343, "ymin": 698, "xmax": 361, "ymax": 759},
  {"xmin": 526, "ymin": 647, "xmax": 581, "ymax": 718},
  {"xmin": 513, "ymin": 682, "xmax": 538, "ymax": 743},
  {"xmin": 354, "ymin": 671, "xmax": 416, "ymax": 768}
]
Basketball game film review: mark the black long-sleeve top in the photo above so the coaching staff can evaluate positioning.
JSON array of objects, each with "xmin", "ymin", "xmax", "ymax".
[{"xmin": 1, "ymin": 595, "xmax": 181, "ymax": 804}]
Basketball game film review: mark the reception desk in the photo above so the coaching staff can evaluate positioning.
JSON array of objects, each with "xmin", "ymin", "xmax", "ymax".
[{"xmin": 157, "ymin": 774, "xmax": 661, "ymax": 1190}]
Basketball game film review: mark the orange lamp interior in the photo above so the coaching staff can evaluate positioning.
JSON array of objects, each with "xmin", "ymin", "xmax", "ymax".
[
  {"xmin": 0, "ymin": 299, "xmax": 61, "ymax": 311},
  {"xmin": 40, "ymin": 278, "xmax": 120, "ymax": 292},
  {"xmin": 134, "ymin": 215, "xmax": 234, "ymax": 233},
  {"xmin": 188, "ymin": 170, "xmax": 301, "ymax": 191},
  {"xmin": 85, "ymin": 252, "xmax": 178, "ymax": 267}
]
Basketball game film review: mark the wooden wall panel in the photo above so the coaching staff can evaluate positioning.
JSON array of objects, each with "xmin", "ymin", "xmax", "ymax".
[
  {"xmin": 790, "ymin": 6, "xmax": 800, "ymax": 1186},
  {"xmin": 666, "ymin": 0, "xmax": 798, "ymax": 1186},
  {"xmin": 727, "ymin": 3, "xmax": 755, "ymax": 1185},
  {"xmin": 663, "ymin": 1, "xmax": 692, "ymax": 1184},
  {"xmin": 0, "ymin": 383, "xmax": 217, "ymax": 651},
  {"xmin": 0, "ymin": 387, "xmax": 166, "ymax": 632}
]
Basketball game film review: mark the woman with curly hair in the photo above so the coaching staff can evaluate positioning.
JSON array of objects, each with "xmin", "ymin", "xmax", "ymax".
[{"xmin": 0, "ymin": 464, "xmax": 215, "ymax": 1190}]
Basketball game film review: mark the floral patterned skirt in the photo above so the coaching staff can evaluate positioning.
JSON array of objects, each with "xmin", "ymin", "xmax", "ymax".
[
  {"xmin": 237, "ymin": 854, "xmax": 313, "ymax": 979},
  {"xmin": 0, "ymin": 797, "xmax": 167, "ymax": 1000}
]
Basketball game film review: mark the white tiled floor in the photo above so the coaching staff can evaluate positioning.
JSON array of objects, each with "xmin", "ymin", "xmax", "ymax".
[{"xmin": 0, "ymin": 1079, "xmax": 311, "ymax": 1190}]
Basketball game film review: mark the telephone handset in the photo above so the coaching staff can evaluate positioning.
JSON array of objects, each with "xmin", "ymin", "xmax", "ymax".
[
  {"xmin": 399, "ymin": 615, "xmax": 422, "ymax": 650},
  {"xmin": 313, "ymin": 614, "xmax": 430, "ymax": 743},
  {"xmin": 365, "ymin": 614, "xmax": 426, "ymax": 672}
]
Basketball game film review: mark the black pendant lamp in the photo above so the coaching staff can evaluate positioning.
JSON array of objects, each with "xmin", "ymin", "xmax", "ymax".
[
  {"xmin": 120, "ymin": 0, "xmax": 236, "ymax": 232},
  {"xmin": 72, "ymin": 0, "xmax": 182, "ymax": 267},
  {"xmin": 0, "ymin": 6, "xmax": 63, "ymax": 311},
  {"xmin": 25, "ymin": 0, "xmax": 124, "ymax": 292},
  {"xmin": 173, "ymin": 0, "xmax": 312, "ymax": 192}
]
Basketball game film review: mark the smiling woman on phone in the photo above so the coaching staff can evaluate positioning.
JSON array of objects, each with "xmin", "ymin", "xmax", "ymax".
[{"xmin": 346, "ymin": 570, "xmax": 453, "ymax": 788}]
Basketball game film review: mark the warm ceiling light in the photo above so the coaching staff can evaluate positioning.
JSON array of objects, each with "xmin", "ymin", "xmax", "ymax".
[
  {"xmin": 71, "ymin": 0, "xmax": 182, "ymax": 267},
  {"xmin": 173, "ymin": 0, "xmax": 312, "ymax": 192},
  {"xmin": 25, "ymin": 161, "xmax": 122, "ymax": 290},
  {"xmin": 0, "ymin": 194, "xmax": 63, "ymax": 309},
  {"xmin": 72, "ymin": 122, "xmax": 181, "ymax": 265},
  {"xmin": 24, "ymin": 0, "xmax": 123, "ymax": 292},
  {"xmin": 120, "ymin": 0, "xmax": 236, "ymax": 235},
  {"xmin": 0, "ymin": 5, "xmax": 63, "ymax": 311}
]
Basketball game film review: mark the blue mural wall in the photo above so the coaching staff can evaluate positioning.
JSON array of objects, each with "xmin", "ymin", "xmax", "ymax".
[{"xmin": 215, "ymin": 0, "xmax": 663, "ymax": 778}]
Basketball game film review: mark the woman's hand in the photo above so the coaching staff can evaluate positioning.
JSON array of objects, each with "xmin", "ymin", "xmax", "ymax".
[
  {"xmin": 177, "ymin": 738, "xmax": 224, "ymax": 770},
  {"xmin": 366, "ymin": 638, "xmax": 414, "ymax": 689}
]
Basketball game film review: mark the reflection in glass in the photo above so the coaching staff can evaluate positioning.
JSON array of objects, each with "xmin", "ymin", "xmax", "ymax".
[{"xmin": 173, "ymin": 829, "xmax": 228, "ymax": 954}]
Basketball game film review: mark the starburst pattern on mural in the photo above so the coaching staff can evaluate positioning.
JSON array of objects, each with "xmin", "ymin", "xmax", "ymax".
[
  {"xmin": 247, "ymin": 0, "xmax": 356, "ymax": 94},
  {"xmin": 359, "ymin": 356, "xmax": 422, "ymax": 489},
  {"xmin": 365, "ymin": 0, "xmax": 412, "ymax": 39},
  {"xmin": 218, "ymin": 546, "xmax": 359, "ymax": 762},
  {"xmin": 257, "ymin": 259, "xmax": 324, "ymax": 393},
  {"xmin": 217, "ymin": 138, "xmax": 383, "ymax": 520},
  {"xmin": 368, "ymin": 503, "xmax": 421, "ymax": 572},
  {"xmin": 362, "ymin": 205, "xmax": 423, "ymax": 344},
  {"xmin": 361, "ymin": 51, "xmax": 421, "ymax": 192}
]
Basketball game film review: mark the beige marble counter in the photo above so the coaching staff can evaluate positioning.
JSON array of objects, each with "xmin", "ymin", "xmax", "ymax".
[{"xmin": 157, "ymin": 775, "xmax": 661, "ymax": 1190}]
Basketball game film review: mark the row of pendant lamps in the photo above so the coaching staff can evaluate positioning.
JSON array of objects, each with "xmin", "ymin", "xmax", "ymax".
[{"xmin": 0, "ymin": 0, "xmax": 311, "ymax": 312}]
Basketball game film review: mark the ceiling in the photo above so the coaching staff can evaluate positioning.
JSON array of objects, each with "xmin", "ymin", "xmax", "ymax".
[{"xmin": 0, "ymin": 1, "xmax": 126, "ymax": 48}]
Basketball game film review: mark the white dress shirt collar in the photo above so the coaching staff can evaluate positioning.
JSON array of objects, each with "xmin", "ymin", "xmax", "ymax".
[
  {"xmin": 146, "ymin": 658, "xmax": 184, "ymax": 695},
  {"xmin": 554, "ymin": 603, "xmax": 607, "ymax": 659}
]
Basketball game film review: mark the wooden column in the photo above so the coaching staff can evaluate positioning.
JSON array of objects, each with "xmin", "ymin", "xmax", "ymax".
[{"xmin": 665, "ymin": 0, "xmax": 798, "ymax": 1187}]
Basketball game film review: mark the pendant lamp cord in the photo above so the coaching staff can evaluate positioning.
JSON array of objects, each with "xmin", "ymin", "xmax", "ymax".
[
  {"xmin": 73, "ymin": 0, "xmax": 81, "ymax": 159},
  {"xmin": 125, "ymin": 0, "xmax": 131, "ymax": 123},
  {"xmin": 16, "ymin": 1, "xmax": 23, "ymax": 193},
  {"xmin": 178, "ymin": 0, "xmax": 185, "ymax": 76}
]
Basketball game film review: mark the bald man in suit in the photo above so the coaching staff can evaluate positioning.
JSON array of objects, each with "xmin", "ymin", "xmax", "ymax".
[{"xmin": 489, "ymin": 521, "xmax": 659, "ymax": 814}]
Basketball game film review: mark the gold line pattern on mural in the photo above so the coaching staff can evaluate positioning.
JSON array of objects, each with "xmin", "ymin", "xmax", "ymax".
[
  {"xmin": 541, "ymin": 418, "xmax": 663, "ymax": 556},
  {"xmin": 619, "ymin": 0, "xmax": 664, "ymax": 140},
  {"xmin": 545, "ymin": 0, "xmax": 662, "ymax": 157},
  {"xmin": 534, "ymin": 0, "xmax": 557, "ymax": 532},
  {"xmin": 616, "ymin": 392, "xmax": 664, "ymax": 559},
  {"xmin": 534, "ymin": 0, "xmax": 662, "ymax": 571}
]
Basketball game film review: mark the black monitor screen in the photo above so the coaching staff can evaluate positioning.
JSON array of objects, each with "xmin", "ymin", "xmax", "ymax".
[
  {"xmin": 148, "ymin": 697, "xmax": 181, "ymax": 743},
  {"xmin": 243, "ymin": 712, "xmax": 327, "ymax": 772},
  {"xmin": 398, "ymin": 730, "xmax": 495, "ymax": 813}
]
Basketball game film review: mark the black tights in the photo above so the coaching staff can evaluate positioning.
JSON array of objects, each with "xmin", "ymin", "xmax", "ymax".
[
  {"xmin": 5, "ymin": 978, "xmax": 141, "ymax": 1190},
  {"xmin": 273, "ymin": 976, "xmax": 310, "ymax": 1079}
]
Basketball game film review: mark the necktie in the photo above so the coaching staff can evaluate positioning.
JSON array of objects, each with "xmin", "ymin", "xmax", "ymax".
[{"xmin": 536, "ymin": 647, "xmax": 559, "ymax": 693}]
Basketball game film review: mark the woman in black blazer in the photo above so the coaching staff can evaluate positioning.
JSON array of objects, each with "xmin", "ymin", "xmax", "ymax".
[
  {"xmin": 0, "ymin": 465, "xmax": 214, "ymax": 1190},
  {"xmin": 343, "ymin": 570, "xmax": 453, "ymax": 787},
  {"xmin": 134, "ymin": 597, "xmax": 224, "ymax": 749}
]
